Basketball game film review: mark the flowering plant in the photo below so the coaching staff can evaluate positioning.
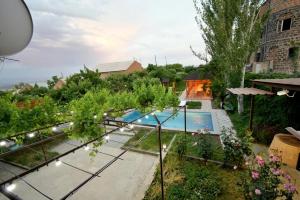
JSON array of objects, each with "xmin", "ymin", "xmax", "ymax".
[
  {"xmin": 242, "ymin": 153, "xmax": 297, "ymax": 200},
  {"xmin": 221, "ymin": 128, "xmax": 253, "ymax": 167}
]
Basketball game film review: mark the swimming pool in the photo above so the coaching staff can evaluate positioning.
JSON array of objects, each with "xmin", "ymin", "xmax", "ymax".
[{"xmin": 122, "ymin": 110, "xmax": 214, "ymax": 132}]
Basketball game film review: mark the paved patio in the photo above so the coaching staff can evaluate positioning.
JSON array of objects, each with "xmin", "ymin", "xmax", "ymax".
[{"xmin": 1, "ymin": 134, "xmax": 158, "ymax": 200}]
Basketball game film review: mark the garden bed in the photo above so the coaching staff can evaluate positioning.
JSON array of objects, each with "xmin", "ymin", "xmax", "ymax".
[
  {"xmin": 186, "ymin": 101, "xmax": 202, "ymax": 109},
  {"xmin": 2, "ymin": 136, "xmax": 66, "ymax": 168},
  {"xmin": 144, "ymin": 154, "xmax": 243, "ymax": 200},
  {"xmin": 123, "ymin": 129, "xmax": 179, "ymax": 152}
]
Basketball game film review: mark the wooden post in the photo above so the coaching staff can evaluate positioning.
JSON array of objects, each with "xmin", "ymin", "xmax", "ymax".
[{"xmin": 249, "ymin": 83, "xmax": 256, "ymax": 131}]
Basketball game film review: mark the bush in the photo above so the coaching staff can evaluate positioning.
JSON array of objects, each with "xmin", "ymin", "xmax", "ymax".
[
  {"xmin": 242, "ymin": 153, "xmax": 297, "ymax": 200},
  {"xmin": 186, "ymin": 101, "xmax": 202, "ymax": 109},
  {"xmin": 175, "ymin": 135, "xmax": 187, "ymax": 159},
  {"xmin": 221, "ymin": 128, "xmax": 253, "ymax": 167}
]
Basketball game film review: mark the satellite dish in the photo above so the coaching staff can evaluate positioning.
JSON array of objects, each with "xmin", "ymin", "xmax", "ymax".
[{"xmin": 0, "ymin": 0, "xmax": 33, "ymax": 57}]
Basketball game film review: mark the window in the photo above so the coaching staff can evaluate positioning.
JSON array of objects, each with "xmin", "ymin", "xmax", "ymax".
[
  {"xmin": 278, "ymin": 18, "xmax": 292, "ymax": 32},
  {"xmin": 289, "ymin": 47, "xmax": 299, "ymax": 59},
  {"xmin": 282, "ymin": 18, "xmax": 292, "ymax": 31},
  {"xmin": 255, "ymin": 53, "xmax": 261, "ymax": 62}
]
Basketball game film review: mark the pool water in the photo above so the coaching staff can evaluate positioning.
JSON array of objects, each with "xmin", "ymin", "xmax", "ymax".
[{"xmin": 122, "ymin": 110, "xmax": 214, "ymax": 132}]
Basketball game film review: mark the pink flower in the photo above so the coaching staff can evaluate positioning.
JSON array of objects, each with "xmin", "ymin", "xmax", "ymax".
[
  {"xmin": 284, "ymin": 174, "xmax": 291, "ymax": 181},
  {"xmin": 284, "ymin": 183, "xmax": 297, "ymax": 193},
  {"xmin": 192, "ymin": 132, "xmax": 196, "ymax": 136},
  {"xmin": 256, "ymin": 155, "xmax": 265, "ymax": 167},
  {"xmin": 271, "ymin": 168, "xmax": 281, "ymax": 176},
  {"xmin": 270, "ymin": 154, "xmax": 280, "ymax": 163},
  {"xmin": 255, "ymin": 189, "xmax": 261, "ymax": 195},
  {"xmin": 251, "ymin": 171, "xmax": 260, "ymax": 180}
]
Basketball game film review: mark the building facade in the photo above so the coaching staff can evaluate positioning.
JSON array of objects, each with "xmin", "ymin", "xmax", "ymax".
[{"xmin": 249, "ymin": 0, "xmax": 300, "ymax": 73}]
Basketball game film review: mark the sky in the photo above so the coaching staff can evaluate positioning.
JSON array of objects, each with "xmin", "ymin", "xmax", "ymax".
[{"xmin": 0, "ymin": 0, "xmax": 205, "ymax": 89}]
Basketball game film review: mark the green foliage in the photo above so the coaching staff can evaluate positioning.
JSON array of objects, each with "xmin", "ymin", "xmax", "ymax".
[
  {"xmin": 69, "ymin": 90, "xmax": 109, "ymax": 141},
  {"xmin": 241, "ymin": 154, "xmax": 297, "ymax": 200},
  {"xmin": 221, "ymin": 128, "xmax": 253, "ymax": 167},
  {"xmin": 175, "ymin": 134, "xmax": 187, "ymax": 159},
  {"xmin": 196, "ymin": 133, "xmax": 214, "ymax": 164},
  {"xmin": 186, "ymin": 101, "xmax": 202, "ymax": 109},
  {"xmin": 194, "ymin": 0, "xmax": 268, "ymax": 98}
]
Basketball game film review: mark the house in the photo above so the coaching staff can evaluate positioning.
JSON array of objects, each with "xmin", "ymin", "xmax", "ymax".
[
  {"xmin": 53, "ymin": 79, "xmax": 66, "ymax": 90},
  {"xmin": 184, "ymin": 71, "xmax": 212, "ymax": 100},
  {"xmin": 249, "ymin": 0, "xmax": 300, "ymax": 73},
  {"xmin": 92, "ymin": 60, "xmax": 144, "ymax": 78}
]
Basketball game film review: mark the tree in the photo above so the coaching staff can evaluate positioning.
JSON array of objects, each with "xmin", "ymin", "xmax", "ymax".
[{"xmin": 193, "ymin": 0, "xmax": 268, "ymax": 113}]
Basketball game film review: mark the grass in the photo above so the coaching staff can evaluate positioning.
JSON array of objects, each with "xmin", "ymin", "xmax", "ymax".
[
  {"xmin": 186, "ymin": 101, "xmax": 202, "ymax": 109},
  {"xmin": 123, "ymin": 128, "xmax": 178, "ymax": 152},
  {"xmin": 144, "ymin": 154, "xmax": 243, "ymax": 200},
  {"xmin": 172, "ymin": 133, "xmax": 224, "ymax": 162},
  {"xmin": 3, "ymin": 135, "xmax": 66, "ymax": 168},
  {"xmin": 228, "ymin": 111, "xmax": 249, "ymax": 137}
]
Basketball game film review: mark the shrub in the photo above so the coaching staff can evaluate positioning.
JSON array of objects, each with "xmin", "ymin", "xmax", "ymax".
[
  {"xmin": 221, "ymin": 128, "xmax": 253, "ymax": 167},
  {"xmin": 241, "ymin": 153, "xmax": 298, "ymax": 200},
  {"xmin": 175, "ymin": 135, "xmax": 187, "ymax": 159}
]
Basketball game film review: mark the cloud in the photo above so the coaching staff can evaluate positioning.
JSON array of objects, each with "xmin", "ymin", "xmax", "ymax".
[{"xmin": 1, "ymin": 0, "xmax": 206, "ymax": 87}]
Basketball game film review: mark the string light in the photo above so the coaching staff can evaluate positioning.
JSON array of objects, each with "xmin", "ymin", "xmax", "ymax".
[
  {"xmin": 6, "ymin": 183, "xmax": 16, "ymax": 192},
  {"xmin": 55, "ymin": 160, "xmax": 62, "ymax": 167},
  {"xmin": 27, "ymin": 133, "xmax": 35, "ymax": 138},
  {"xmin": 0, "ymin": 140, "xmax": 7, "ymax": 146}
]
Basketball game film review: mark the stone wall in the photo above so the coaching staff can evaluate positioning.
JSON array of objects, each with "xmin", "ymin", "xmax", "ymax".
[{"xmin": 254, "ymin": 0, "xmax": 300, "ymax": 73}]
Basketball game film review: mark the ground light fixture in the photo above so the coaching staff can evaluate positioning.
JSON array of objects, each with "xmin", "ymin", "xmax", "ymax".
[
  {"xmin": 27, "ymin": 132, "xmax": 35, "ymax": 138},
  {"xmin": 277, "ymin": 89, "xmax": 296, "ymax": 97},
  {"xmin": 6, "ymin": 183, "xmax": 16, "ymax": 192},
  {"xmin": 70, "ymin": 111, "xmax": 74, "ymax": 114},
  {"xmin": 0, "ymin": 140, "xmax": 7, "ymax": 146},
  {"xmin": 69, "ymin": 122, "xmax": 74, "ymax": 126},
  {"xmin": 163, "ymin": 144, "xmax": 167, "ymax": 152},
  {"xmin": 52, "ymin": 127, "xmax": 57, "ymax": 132},
  {"xmin": 120, "ymin": 127, "xmax": 124, "ymax": 132},
  {"xmin": 93, "ymin": 115, "xmax": 97, "ymax": 119},
  {"xmin": 103, "ymin": 112, "xmax": 107, "ymax": 116},
  {"xmin": 55, "ymin": 160, "xmax": 62, "ymax": 167},
  {"xmin": 137, "ymin": 119, "xmax": 142, "ymax": 123},
  {"xmin": 129, "ymin": 124, "xmax": 134, "ymax": 129},
  {"xmin": 145, "ymin": 115, "xmax": 149, "ymax": 119},
  {"xmin": 104, "ymin": 135, "xmax": 110, "ymax": 142},
  {"xmin": 151, "ymin": 112, "xmax": 155, "ymax": 116}
]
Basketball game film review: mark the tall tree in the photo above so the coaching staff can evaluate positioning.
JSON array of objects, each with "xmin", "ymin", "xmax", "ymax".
[{"xmin": 193, "ymin": 0, "xmax": 268, "ymax": 113}]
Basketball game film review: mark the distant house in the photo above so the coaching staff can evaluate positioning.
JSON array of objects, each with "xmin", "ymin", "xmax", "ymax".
[
  {"xmin": 92, "ymin": 60, "xmax": 144, "ymax": 78},
  {"xmin": 53, "ymin": 79, "xmax": 66, "ymax": 90},
  {"xmin": 184, "ymin": 70, "xmax": 212, "ymax": 100}
]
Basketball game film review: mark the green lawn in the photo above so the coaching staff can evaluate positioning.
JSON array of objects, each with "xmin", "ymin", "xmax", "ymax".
[
  {"xmin": 123, "ymin": 129, "xmax": 178, "ymax": 152},
  {"xmin": 186, "ymin": 101, "xmax": 202, "ymax": 109},
  {"xmin": 144, "ymin": 154, "xmax": 243, "ymax": 200}
]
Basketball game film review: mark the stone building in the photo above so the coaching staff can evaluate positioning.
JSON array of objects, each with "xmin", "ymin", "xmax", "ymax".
[{"xmin": 249, "ymin": 0, "xmax": 300, "ymax": 73}]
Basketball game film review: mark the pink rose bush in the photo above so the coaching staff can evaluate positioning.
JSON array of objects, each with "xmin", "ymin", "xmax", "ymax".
[{"xmin": 242, "ymin": 153, "xmax": 297, "ymax": 200}]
